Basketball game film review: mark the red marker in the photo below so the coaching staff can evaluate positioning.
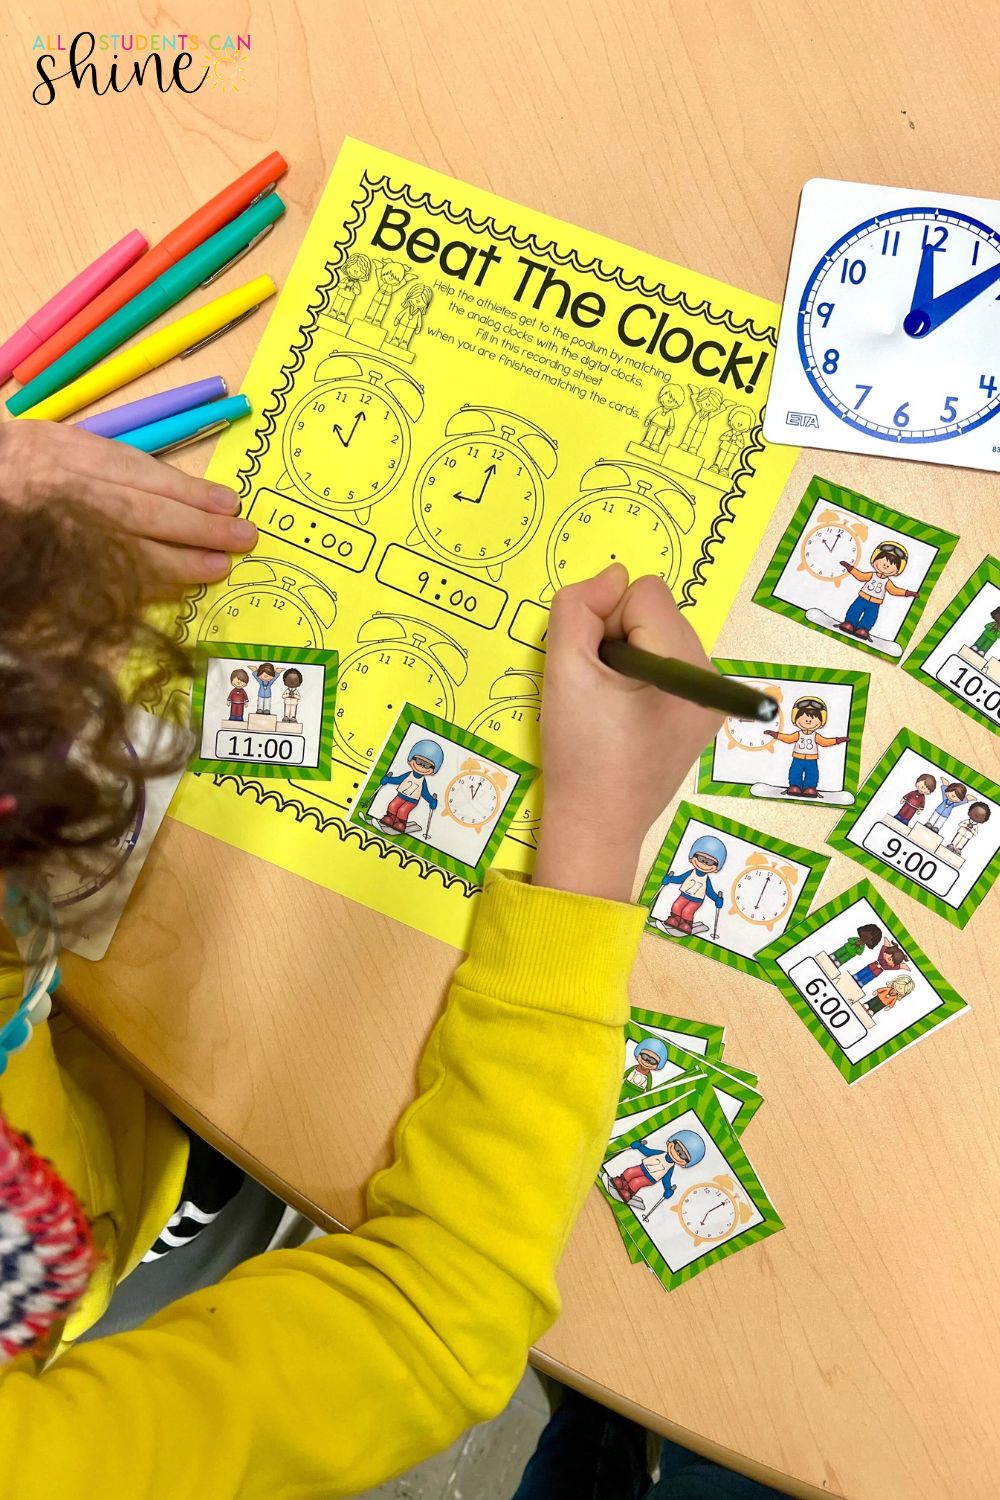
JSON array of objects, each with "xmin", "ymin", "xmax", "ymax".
[
  {"xmin": 0, "ymin": 230, "xmax": 147, "ymax": 385},
  {"xmin": 13, "ymin": 150, "xmax": 287, "ymax": 383}
]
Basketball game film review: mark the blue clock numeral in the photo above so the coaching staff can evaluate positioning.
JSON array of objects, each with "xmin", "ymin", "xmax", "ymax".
[
  {"xmin": 881, "ymin": 229, "xmax": 900, "ymax": 256},
  {"xmin": 822, "ymin": 349, "xmax": 840, "ymax": 373},
  {"xmin": 940, "ymin": 396, "xmax": 958, "ymax": 422},
  {"xmin": 921, "ymin": 224, "xmax": 948, "ymax": 251},
  {"xmin": 979, "ymin": 373, "xmax": 998, "ymax": 398},
  {"xmin": 855, "ymin": 384, "xmax": 873, "ymax": 408},
  {"xmin": 816, "ymin": 301, "xmax": 834, "ymax": 328},
  {"xmin": 839, "ymin": 259, "xmax": 866, "ymax": 284},
  {"xmin": 894, "ymin": 402, "xmax": 911, "ymax": 427}
]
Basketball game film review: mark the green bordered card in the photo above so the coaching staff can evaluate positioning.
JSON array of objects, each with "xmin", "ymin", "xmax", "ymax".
[
  {"xmin": 758, "ymin": 880, "xmax": 968, "ymax": 1084},
  {"xmin": 599, "ymin": 1081, "xmax": 783, "ymax": 1290},
  {"xmin": 752, "ymin": 476, "xmax": 957, "ymax": 661},
  {"xmin": 827, "ymin": 728, "xmax": 1000, "ymax": 929},
  {"xmin": 902, "ymin": 556, "xmax": 1000, "ymax": 736},
  {"xmin": 350, "ymin": 703, "xmax": 536, "ymax": 880},
  {"xmin": 638, "ymin": 800, "xmax": 829, "ymax": 977},
  {"xmin": 696, "ymin": 660, "xmax": 869, "ymax": 809},
  {"xmin": 629, "ymin": 1007, "xmax": 726, "ymax": 1062},
  {"xmin": 190, "ymin": 641, "xmax": 339, "ymax": 779},
  {"xmin": 620, "ymin": 1025, "xmax": 762, "ymax": 1132}
]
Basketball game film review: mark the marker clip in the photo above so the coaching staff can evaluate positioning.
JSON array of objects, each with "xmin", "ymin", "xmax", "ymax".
[
  {"xmin": 249, "ymin": 182, "xmax": 280, "ymax": 207},
  {"xmin": 181, "ymin": 306, "xmax": 262, "ymax": 358},
  {"xmin": 152, "ymin": 420, "xmax": 231, "ymax": 457},
  {"xmin": 201, "ymin": 223, "xmax": 277, "ymax": 286}
]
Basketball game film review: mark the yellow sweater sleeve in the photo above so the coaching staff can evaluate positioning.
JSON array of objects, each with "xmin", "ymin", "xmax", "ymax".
[{"xmin": 0, "ymin": 873, "xmax": 645, "ymax": 1499}]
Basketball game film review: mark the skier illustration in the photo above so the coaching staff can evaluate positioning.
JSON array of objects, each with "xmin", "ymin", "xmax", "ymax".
[
  {"xmin": 374, "ymin": 738, "xmax": 443, "ymax": 835},
  {"xmin": 648, "ymin": 835, "xmax": 726, "ymax": 937},
  {"xmin": 604, "ymin": 1129, "xmax": 707, "ymax": 1216},
  {"xmin": 621, "ymin": 1037, "xmax": 671, "ymax": 1100}
]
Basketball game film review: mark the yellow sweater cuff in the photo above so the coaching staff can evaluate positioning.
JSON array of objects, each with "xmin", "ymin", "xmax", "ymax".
[{"xmin": 455, "ymin": 870, "xmax": 646, "ymax": 1026}]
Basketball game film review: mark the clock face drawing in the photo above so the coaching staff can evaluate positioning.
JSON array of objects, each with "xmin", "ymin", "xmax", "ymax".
[
  {"xmin": 544, "ymin": 461, "xmax": 695, "ymax": 597},
  {"xmin": 729, "ymin": 858, "xmax": 797, "ymax": 930},
  {"xmin": 675, "ymin": 1182, "xmax": 740, "ymax": 1243},
  {"xmin": 468, "ymin": 671, "xmax": 543, "ymax": 840},
  {"xmin": 411, "ymin": 407, "xmax": 556, "ymax": 574},
  {"xmin": 199, "ymin": 557, "xmax": 338, "ymax": 649},
  {"xmin": 334, "ymin": 614, "xmax": 468, "ymax": 769},
  {"xmin": 279, "ymin": 354, "xmax": 423, "ymax": 516},
  {"xmin": 723, "ymin": 690, "xmax": 784, "ymax": 751},
  {"xmin": 799, "ymin": 206, "xmax": 1000, "ymax": 443},
  {"xmin": 798, "ymin": 519, "xmax": 863, "ymax": 582},
  {"xmin": 441, "ymin": 762, "xmax": 505, "ymax": 833}
]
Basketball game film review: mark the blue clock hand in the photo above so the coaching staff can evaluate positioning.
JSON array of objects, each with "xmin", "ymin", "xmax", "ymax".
[
  {"xmin": 904, "ymin": 258, "xmax": 1000, "ymax": 338},
  {"xmin": 908, "ymin": 242, "xmax": 936, "ymax": 324}
]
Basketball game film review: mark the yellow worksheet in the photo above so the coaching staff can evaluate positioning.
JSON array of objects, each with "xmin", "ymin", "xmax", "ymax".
[{"xmin": 172, "ymin": 138, "xmax": 797, "ymax": 946}]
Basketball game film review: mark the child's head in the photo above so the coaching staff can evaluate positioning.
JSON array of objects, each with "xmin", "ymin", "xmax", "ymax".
[
  {"xmin": 633, "ymin": 1038, "xmax": 669, "ymax": 1075},
  {"xmin": 857, "ymin": 923, "xmax": 883, "ymax": 950},
  {"xmin": 664, "ymin": 1129, "xmax": 706, "ymax": 1169},
  {"xmin": 404, "ymin": 285, "xmax": 433, "ymax": 312},
  {"xmin": 880, "ymin": 942, "xmax": 908, "ymax": 969},
  {"xmin": 257, "ymin": 663, "xmax": 277, "ymax": 683},
  {"xmin": 790, "ymin": 696, "xmax": 827, "ymax": 733},
  {"xmin": 282, "ymin": 668, "xmax": 303, "ymax": 688},
  {"xmin": 990, "ymin": 606, "xmax": 1000, "ymax": 626},
  {"xmin": 968, "ymin": 801, "xmax": 991, "ymax": 824},
  {"xmin": 692, "ymin": 386, "xmax": 724, "ymax": 413},
  {"xmin": 343, "ymin": 252, "xmax": 371, "ymax": 283},
  {"xmin": 726, "ymin": 405, "xmax": 755, "ymax": 434},
  {"xmin": 230, "ymin": 669, "xmax": 249, "ymax": 687},
  {"xmin": 888, "ymin": 976, "xmax": 916, "ymax": 1002},
  {"xmin": 916, "ymin": 773, "xmax": 936, "ymax": 795},
  {"xmin": 657, "ymin": 382, "xmax": 684, "ymax": 411},
  {"xmin": 0, "ymin": 500, "xmax": 188, "ymax": 892},
  {"xmin": 380, "ymin": 262, "xmax": 408, "ymax": 287},
  {"xmin": 688, "ymin": 834, "xmax": 727, "ymax": 875},
  {"xmin": 407, "ymin": 739, "xmax": 444, "ymax": 778},
  {"xmin": 944, "ymin": 781, "xmax": 967, "ymax": 804},
  {"xmin": 870, "ymin": 541, "xmax": 908, "ymax": 577}
]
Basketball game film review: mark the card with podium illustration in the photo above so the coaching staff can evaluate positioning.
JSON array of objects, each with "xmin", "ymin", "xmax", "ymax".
[
  {"xmin": 759, "ymin": 882, "xmax": 968, "ymax": 1083},
  {"xmin": 903, "ymin": 556, "xmax": 1000, "ymax": 737},
  {"xmin": 166, "ymin": 138, "xmax": 799, "ymax": 947},
  {"xmin": 190, "ymin": 642, "xmax": 338, "ymax": 779},
  {"xmin": 828, "ymin": 729, "xmax": 1000, "ymax": 928}
]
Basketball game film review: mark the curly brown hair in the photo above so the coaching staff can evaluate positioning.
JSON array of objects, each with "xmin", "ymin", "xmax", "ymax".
[{"xmin": 0, "ymin": 498, "xmax": 190, "ymax": 882}]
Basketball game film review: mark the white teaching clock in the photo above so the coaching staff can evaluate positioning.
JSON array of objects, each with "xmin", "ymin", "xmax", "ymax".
[{"xmin": 765, "ymin": 178, "xmax": 1000, "ymax": 471}]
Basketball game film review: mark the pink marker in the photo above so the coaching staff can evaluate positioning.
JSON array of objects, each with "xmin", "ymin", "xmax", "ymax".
[{"xmin": 0, "ymin": 229, "xmax": 148, "ymax": 385}]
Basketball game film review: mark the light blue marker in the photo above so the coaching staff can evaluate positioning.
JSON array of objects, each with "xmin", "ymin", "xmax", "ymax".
[{"xmin": 113, "ymin": 394, "xmax": 252, "ymax": 455}]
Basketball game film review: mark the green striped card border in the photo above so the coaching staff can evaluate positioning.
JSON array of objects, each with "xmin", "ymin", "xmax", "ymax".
[
  {"xmin": 620, "ymin": 1026, "xmax": 763, "ymax": 1132},
  {"xmin": 902, "ymin": 556, "xmax": 1000, "ymax": 738},
  {"xmin": 629, "ymin": 1007, "xmax": 726, "ymax": 1062}
]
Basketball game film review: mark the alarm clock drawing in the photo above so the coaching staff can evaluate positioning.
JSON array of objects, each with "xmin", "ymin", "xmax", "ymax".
[
  {"xmin": 334, "ymin": 613, "xmax": 468, "ymax": 769},
  {"xmin": 199, "ymin": 556, "xmax": 338, "ymax": 649},
  {"xmin": 542, "ymin": 460, "xmax": 694, "ymax": 600},
  {"xmin": 410, "ymin": 406, "xmax": 557, "ymax": 579},
  {"xmin": 765, "ymin": 179, "xmax": 1000, "ymax": 471},
  {"xmin": 728, "ymin": 851, "xmax": 800, "ymax": 933},
  {"xmin": 440, "ymin": 758, "xmax": 508, "ymax": 835},
  {"xmin": 467, "ymin": 670, "xmax": 543, "ymax": 845},
  {"xmin": 722, "ymin": 686, "xmax": 784, "ymax": 752},
  {"xmin": 797, "ymin": 509, "xmax": 867, "ymax": 584},
  {"xmin": 277, "ymin": 352, "xmax": 424, "ymax": 520},
  {"xmin": 672, "ymin": 1176, "xmax": 754, "ymax": 1247}
]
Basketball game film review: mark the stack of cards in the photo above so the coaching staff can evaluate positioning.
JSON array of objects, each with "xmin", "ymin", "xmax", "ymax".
[{"xmin": 598, "ymin": 1008, "xmax": 783, "ymax": 1290}]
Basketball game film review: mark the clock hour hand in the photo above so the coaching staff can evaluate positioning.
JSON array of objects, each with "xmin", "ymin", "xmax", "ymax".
[
  {"xmin": 454, "ymin": 463, "xmax": 496, "ymax": 504},
  {"xmin": 904, "ymin": 257, "xmax": 1000, "ymax": 338},
  {"xmin": 332, "ymin": 411, "xmax": 365, "ymax": 446},
  {"xmin": 906, "ymin": 241, "xmax": 936, "ymax": 329}
]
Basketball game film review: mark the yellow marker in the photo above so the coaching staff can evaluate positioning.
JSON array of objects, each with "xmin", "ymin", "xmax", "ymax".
[{"xmin": 19, "ymin": 275, "xmax": 277, "ymax": 423}]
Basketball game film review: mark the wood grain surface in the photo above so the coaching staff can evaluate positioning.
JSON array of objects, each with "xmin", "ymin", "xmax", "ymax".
[{"xmin": 2, "ymin": 4, "xmax": 998, "ymax": 1496}]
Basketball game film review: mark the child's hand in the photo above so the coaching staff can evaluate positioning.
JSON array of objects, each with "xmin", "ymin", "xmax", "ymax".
[
  {"xmin": 533, "ymin": 565, "xmax": 723, "ymax": 902},
  {"xmin": 0, "ymin": 419, "xmax": 256, "ymax": 594}
]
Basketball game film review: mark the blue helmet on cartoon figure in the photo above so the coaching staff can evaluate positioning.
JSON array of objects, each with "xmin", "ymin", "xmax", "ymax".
[
  {"xmin": 689, "ymin": 835, "xmax": 727, "ymax": 871},
  {"xmin": 409, "ymin": 739, "xmax": 444, "ymax": 773},
  {"xmin": 668, "ymin": 1129, "xmax": 706, "ymax": 1167},
  {"xmin": 634, "ymin": 1037, "xmax": 669, "ymax": 1070}
]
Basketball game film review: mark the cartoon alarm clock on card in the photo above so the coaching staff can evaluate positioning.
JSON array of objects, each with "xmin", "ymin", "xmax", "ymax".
[
  {"xmin": 410, "ymin": 406, "xmax": 558, "ymax": 579},
  {"xmin": 440, "ymin": 758, "xmax": 508, "ymax": 835},
  {"xmin": 728, "ymin": 851, "xmax": 799, "ymax": 932},
  {"xmin": 672, "ymin": 1176, "xmax": 755, "ymax": 1246},
  {"xmin": 334, "ymin": 613, "xmax": 468, "ymax": 769},
  {"xmin": 199, "ymin": 556, "xmax": 338, "ymax": 649},
  {"xmin": 797, "ymin": 508, "xmax": 868, "ymax": 584},
  {"xmin": 722, "ymin": 686, "xmax": 784, "ymax": 752},
  {"xmin": 542, "ymin": 460, "xmax": 694, "ymax": 600},
  {"xmin": 468, "ymin": 670, "xmax": 544, "ymax": 846},
  {"xmin": 277, "ymin": 353, "xmax": 423, "ymax": 521}
]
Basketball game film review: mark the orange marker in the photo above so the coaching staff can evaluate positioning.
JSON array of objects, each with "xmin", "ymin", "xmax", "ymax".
[{"xmin": 13, "ymin": 150, "xmax": 287, "ymax": 383}]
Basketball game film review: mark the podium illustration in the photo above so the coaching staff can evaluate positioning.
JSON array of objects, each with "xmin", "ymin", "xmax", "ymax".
[
  {"xmin": 227, "ymin": 712, "xmax": 303, "ymax": 736},
  {"xmin": 957, "ymin": 644, "xmax": 1000, "ymax": 682},
  {"xmin": 814, "ymin": 951, "xmax": 875, "ymax": 1030}
]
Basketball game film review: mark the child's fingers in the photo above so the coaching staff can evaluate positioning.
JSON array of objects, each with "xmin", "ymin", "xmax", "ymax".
[
  {"xmin": 547, "ymin": 563, "xmax": 630, "ymax": 654},
  {"xmin": 608, "ymin": 574, "xmax": 712, "ymax": 667}
]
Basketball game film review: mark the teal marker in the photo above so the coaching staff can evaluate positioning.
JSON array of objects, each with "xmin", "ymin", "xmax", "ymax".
[
  {"xmin": 113, "ymin": 394, "xmax": 252, "ymax": 455},
  {"xmin": 8, "ymin": 195, "xmax": 284, "ymax": 416}
]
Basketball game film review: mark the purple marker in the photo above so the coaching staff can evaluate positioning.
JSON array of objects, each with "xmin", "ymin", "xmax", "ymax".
[{"xmin": 74, "ymin": 376, "xmax": 228, "ymax": 439}]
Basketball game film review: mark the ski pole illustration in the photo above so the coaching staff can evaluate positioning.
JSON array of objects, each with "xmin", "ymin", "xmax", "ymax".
[{"xmin": 642, "ymin": 1195, "xmax": 669, "ymax": 1225}]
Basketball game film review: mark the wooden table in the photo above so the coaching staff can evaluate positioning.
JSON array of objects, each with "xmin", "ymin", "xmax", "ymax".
[{"xmin": 4, "ymin": 4, "xmax": 999, "ymax": 1495}]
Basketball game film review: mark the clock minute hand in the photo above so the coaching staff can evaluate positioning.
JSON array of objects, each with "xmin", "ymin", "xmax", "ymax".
[{"xmin": 904, "ymin": 258, "xmax": 1000, "ymax": 338}]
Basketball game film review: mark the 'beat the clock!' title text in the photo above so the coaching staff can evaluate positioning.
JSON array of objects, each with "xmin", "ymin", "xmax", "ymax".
[{"xmin": 371, "ymin": 205, "xmax": 770, "ymax": 393}]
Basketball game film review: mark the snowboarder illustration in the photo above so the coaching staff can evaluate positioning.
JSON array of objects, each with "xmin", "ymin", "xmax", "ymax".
[
  {"xmin": 761, "ymin": 697, "xmax": 849, "ymax": 800},
  {"xmin": 706, "ymin": 405, "xmax": 755, "ymax": 477},
  {"xmin": 894, "ymin": 773, "xmax": 936, "ymax": 826},
  {"xmin": 862, "ymin": 974, "xmax": 915, "ymax": 1020},
  {"xmin": 639, "ymin": 381, "xmax": 686, "ymax": 452},
  {"xmin": 225, "ymin": 668, "xmax": 250, "ymax": 724},
  {"xmin": 945, "ymin": 800, "xmax": 991, "ymax": 854},
  {"xmin": 604, "ymin": 1129, "xmax": 707, "ymax": 1218},
  {"xmin": 924, "ymin": 781, "xmax": 972, "ymax": 834},
  {"xmin": 648, "ymin": 835, "xmax": 726, "ymax": 937},
  {"xmin": 802, "ymin": 539, "xmax": 919, "ymax": 656},
  {"xmin": 621, "ymin": 1037, "xmax": 670, "ymax": 1100},
  {"xmin": 374, "ymin": 738, "xmax": 443, "ymax": 835}
]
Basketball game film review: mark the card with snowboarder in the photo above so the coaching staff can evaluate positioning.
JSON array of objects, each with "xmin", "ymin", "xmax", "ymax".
[{"xmin": 752, "ymin": 476, "xmax": 957, "ymax": 660}]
